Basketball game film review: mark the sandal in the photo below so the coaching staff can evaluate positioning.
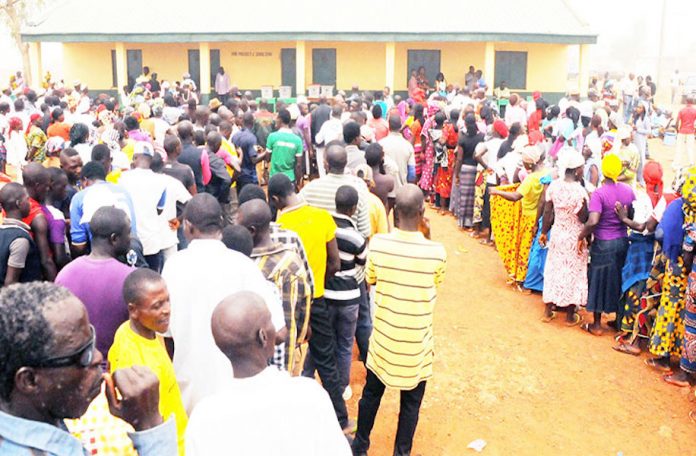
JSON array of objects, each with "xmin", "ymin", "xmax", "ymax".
[
  {"xmin": 644, "ymin": 358, "xmax": 673, "ymax": 373},
  {"xmin": 565, "ymin": 313, "xmax": 583, "ymax": 327},
  {"xmin": 541, "ymin": 311, "xmax": 557, "ymax": 323},
  {"xmin": 581, "ymin": 322, "xmax": 603, "ymax": 336},
  {"xmin": 663, "ymin": 373, "xmax": 691, "ymax": 388},
  {"xmin": 612, "ymin": 342, "xmax": 641, "ymax": 356},
  {"xmin": 516, "ymin": 284, "xmax": 532, "ymax": 295}
]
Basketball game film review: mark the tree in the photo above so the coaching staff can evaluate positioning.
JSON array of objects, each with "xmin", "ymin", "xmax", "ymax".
[{"xmin": 0, "ymin": 0, "xmax": 44, "ymax": 87}]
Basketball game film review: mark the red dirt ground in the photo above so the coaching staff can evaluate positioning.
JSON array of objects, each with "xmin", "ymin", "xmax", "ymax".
[{"xmin": 346, "ymin": 140, "xmax": 695, "ymax": 455}]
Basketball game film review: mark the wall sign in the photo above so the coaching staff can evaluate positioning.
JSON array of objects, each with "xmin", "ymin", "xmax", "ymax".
[{"xmin": 231, "ymin": 51, "xmax": 272, "ymax": 57}]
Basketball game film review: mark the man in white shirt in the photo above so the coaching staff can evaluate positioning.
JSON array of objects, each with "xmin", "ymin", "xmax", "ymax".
[
  {"xmin": 315, "ymin": 105, "xmax": 344, "ymax": 177},
  {"xmin": 186, "ymin": 291, "xmax": 350, "ymax": 455},
  {"xmin": 151, "ymin": 154, "xmax": 192, "ymax": 263},
  {"xmin": 214, "ymin": 67, "xmax": 231, "ymax": 104},
  {"xmin": 621, "ymin": 73, "xmax": 638, "ymax": 123},
  {"xmin": 118, "ymin": 142, "xmax": 168, "ymax": 272},
  {"xmin": 379, "ymin": 115, "xmax": 416, "ymax": 199},
  {"xmin": 162, "ymin": 193, "xmax": 286, "ymax": 413}
]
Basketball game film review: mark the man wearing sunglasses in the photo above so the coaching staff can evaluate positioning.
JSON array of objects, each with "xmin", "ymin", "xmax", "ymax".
[{"xmin": 0, "ymin": 282, "xmax": 177, "ymax": 455}]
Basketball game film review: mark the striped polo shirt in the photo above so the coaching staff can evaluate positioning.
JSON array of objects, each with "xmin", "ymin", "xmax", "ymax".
[
  {"xmin": 299, "ymin": 173, "xmax": 372, "ymax": 238},
  {"xmin": 365, "ymin": 229, "xmax": 446, "ymax": 390},
  {"xmin": 324, "ymin": 213, "xmax": 367, "ymax": 305}
]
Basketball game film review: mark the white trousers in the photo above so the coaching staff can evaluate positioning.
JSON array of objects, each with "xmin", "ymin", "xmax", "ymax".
[{"xmin": 674, "ymin": 133, "xmax": 695, "ymax": 170}]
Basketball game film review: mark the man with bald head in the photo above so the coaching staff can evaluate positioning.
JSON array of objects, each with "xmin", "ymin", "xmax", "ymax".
[
  {"xmin": 21, "ymin": 162, "xmax": 57, "ymax": 280},
  {"xmin": 352, "ymin": 184, "xmax": 447, "ymax": 456},
  {"xmin": 0, "ymin": 282, "xmax": 178, "ymax": 454},
  {"xmin": 161, "ymin": 193, "xmax": 285, "ymax": 413},
  {"xmin": 300, "ymin": 141, "xmax": 371, "ymax": 238},
  {"xmin": 185, "ymin": 291, "xmax": 350, "ymax": 455},
  {"xmin": 237, "ymin": 199, "xmax": 310, "ymax": 373},
  {"xmin": 0, "ymin": 183, "xmax": 41, "ymax": 285}
]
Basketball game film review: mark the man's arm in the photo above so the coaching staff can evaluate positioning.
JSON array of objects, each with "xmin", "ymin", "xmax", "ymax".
[
  {"xmin": 356, "ymin": 198, "xmax": 371, "ymax": 238},
  {"xmin": 4, "ymin": 237, "xmax": 29, "ymax": 285},
  {"xmin": 30, "ymin": 215, "xmax": 57, "ymax": 281},
  {"xmin": 200, "ymin": 151, "xmax": 212, "ymax": 186},
  {"xmin": 326, "ymin": 238, "xmax": 340, "ymax": 278}
]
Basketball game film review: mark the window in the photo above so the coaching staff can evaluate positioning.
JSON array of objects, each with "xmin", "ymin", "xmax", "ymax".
[
  {"xmin": 110, "ymin": 50, "xmax": 117, "ymax": 88},
  {"xmin": 281, "ymin": 48, "xmax": 296, "ymax": 95},
  {"xmin": 406, "ymin": 50, "xmax": 441, "ymax": 87},
  {"xmin": 312, "ymin": 48, "xmax": 336, "ymax": 86},
  {"xmin": 494, "ymin": 51, "xmax": 528, "ymax": 90},
  {"xmin": 126, "ymin": 49, "xmax": 142, "ymax": 90}
]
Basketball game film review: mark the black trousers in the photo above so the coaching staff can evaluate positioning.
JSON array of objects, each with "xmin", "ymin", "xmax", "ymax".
[
  {"xmin": 352, "ymin": 370, "xmax": 427, "ymax": 456},
  {"xmin": 307, "ymin": 296, "xmax": 349, "ymax": 428}
]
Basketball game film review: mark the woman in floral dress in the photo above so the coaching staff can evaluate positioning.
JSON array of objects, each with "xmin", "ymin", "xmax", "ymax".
[{"xmin": 539, "ymin": 149, "xmax": 588, "ymax": 325}]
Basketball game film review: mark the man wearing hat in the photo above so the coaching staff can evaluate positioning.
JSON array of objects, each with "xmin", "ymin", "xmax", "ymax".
[
  {"xmin": 208, "ymin": 98, "xmax": 222, "ymax": 113},
  {"xmin": 610, "ymin": 125, "xmax": 640, "ymax": 186},
  {"xmin": 118, "ymin": 141, "xmax": 168, "ymax": 272}
]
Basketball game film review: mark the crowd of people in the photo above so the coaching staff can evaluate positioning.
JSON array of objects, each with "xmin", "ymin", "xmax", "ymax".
[
  {"xmin": 0, "ymin": 67, "xmax": 449, "ymax": 456},
  {"xmin": 0, "ymin": 61, "xmax": 695, "ymax": 454}
]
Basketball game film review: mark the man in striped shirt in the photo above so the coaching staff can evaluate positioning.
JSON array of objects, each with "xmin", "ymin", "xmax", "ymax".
[
  {"xmin": 324, "ymin": 185, "xmax": 367, "ymax": 400},
  {"xmin": 352, "ymin": 184, "xmax": 447, "ymax": 456},
  {"xmin": 299, "ymin": 141, "xmax": 372, "ymax": 238},
  {"xmin": 237, "ymin": 199, "xmax": 311, "ymax": 374}
]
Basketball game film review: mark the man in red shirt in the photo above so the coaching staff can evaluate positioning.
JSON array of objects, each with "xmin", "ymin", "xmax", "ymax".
[{"xmin": 675, "ymin": 95, "xmax": 696, "ymax": 169}]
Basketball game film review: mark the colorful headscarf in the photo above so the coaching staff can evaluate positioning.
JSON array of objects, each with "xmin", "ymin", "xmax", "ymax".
[
  {"xmin": 397, "ymin": 101, "xmax": 408, "ymax": 122},
  {"xmin": 643, "ymin": 160, "xmax": 663, "ymax": 208},
  {"xmin": 8, "ymin": 117, "xmax": 23, "ymax": 136},
  {"xmin": 492, "ymin": 119, "xmax": 508, "ymax": 139},
  {"xmin": 601, "ymin": 154, "xmax": 621, "ymax": 182},
  {"xmin": 24, "ymin": 113, "xmax": 41, "ymax": 135},
  {"xmin": 682, "ymin": 167, "xmax": 696, "ymax": 224}
]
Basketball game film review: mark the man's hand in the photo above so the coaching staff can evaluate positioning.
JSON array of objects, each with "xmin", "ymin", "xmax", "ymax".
[
  {"xmin": 105, "ymin": 366, "xmax": 163, "ymax": 432},
  {"xmin": 538, "ymin": 233, "xmax": 548, "ymax": 248}
]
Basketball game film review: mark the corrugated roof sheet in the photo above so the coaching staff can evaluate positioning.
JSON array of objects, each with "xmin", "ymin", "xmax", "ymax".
[{"xmin": 22, "ymin": 0, "xmax": 596, "ymax": 43}]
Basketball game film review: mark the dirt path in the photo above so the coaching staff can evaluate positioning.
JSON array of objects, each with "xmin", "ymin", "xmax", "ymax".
[{"xmin": 347, "ymin": 140, "xmax": 694, "ymax": 455}]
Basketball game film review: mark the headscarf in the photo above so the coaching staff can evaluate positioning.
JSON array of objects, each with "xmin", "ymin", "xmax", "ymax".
[
  {"xmin": 8, "ymin": 117, "xmax": 23, "ymax": 137},
  {"xmin": 45, "ymin": 136, "xmax": 65, "ymax": 156},
  {"xmin": 643, "ymin": 160, "xmax": 663, "ymax": 208},
  {"xmin": 601, "ymin": 154, "xmax": 621, "ymax": 182},
  {"xmin": 558, "ymin": 147, "xmax": 584, "ymax": 175},
  {"xmin": 492, "ymin": 119, "xmax": 508, "ymax": 138},
  {"xmin": 595, "ymin": 108, "xmax": 608, "ymax": 131},
  {"xmin": 682, "ymin": 169, "xmax": 696, "ymax": 224},
  {"xmin": 397, "ymin": 101, "xmax": 408, "ymax": 123},
  {"xmin": 520, "ymin": 144, "xmax": 542, "ymax": 165},
  {"xmin": 25, "ymin": 113, "xmax": 41, "ymax": 135}
]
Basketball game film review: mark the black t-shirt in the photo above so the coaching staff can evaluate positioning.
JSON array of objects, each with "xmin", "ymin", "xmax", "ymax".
[
  {"xmin": 162, "ymin": 161, "xmax": 195, "ymax": 191},
  {"xmin": 497, "ymin": 136, "xmax": 516, "ymax": 160},
  {"xmin": 458, "ymin": 132, "xmax": 485, "ymax": 166}
]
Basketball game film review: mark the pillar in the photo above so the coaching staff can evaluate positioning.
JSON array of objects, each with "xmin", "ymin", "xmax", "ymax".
[
  {"xmin": 295, "ymin": 40, "xmax": 306, "ymax": 97},
  {"xmin": 578, "ymin": 43, "xmax": 591, "ymax": 98},
  {"xmin": 484, "ymin": 42, "xmax": 495, "ymax": 95},
  {"xmin": 199, "ymin": 42, "xmax": 211, "ymax": 103},
  {"xmin": 385, "ymin": 41, "xmax": 396, "ymax": 92},
  {"xmin": 115, "ymin": 42, "xmax": 127, "ymax": 102},
  {"xmin": 27, "ymin": 42, "xmax": 42, "ymax": 89}
]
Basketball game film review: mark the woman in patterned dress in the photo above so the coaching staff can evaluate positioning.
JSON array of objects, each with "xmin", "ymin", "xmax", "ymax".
[
  {"xmin": 539, "ymin": 149, "xmax": 588, "ymax": 325},
  {"xmin": 644, "ymin": 168, "xmax": 696, "ymax": 372},
  {"xmin": 409, "ymin": 103, "xmax": 425, "ymax": 181}
]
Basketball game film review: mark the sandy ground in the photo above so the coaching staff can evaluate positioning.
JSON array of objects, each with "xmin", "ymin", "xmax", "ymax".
[{"xmin": 346, "ymin": 138, "xmax": 695, "ymax": 455}]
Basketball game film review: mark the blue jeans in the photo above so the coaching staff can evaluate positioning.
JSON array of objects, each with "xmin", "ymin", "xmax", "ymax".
[
  {"xmin": 304, "ymin": 300, "xmax": 359, "ymax": 388},
  {"xmin": 355, "ymin": 281, "xmax": 373, "ymax": 363}
]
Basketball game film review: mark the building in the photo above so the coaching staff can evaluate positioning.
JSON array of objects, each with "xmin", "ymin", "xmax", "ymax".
[{"xmin": 22, "ymin": 0, "xmax": 596, "ymax": 103}]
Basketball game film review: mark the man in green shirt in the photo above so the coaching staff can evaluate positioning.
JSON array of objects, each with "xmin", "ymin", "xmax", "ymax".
[{"xmin": 267, "ymin": 109, "xmax": 304, "ymax": 187}]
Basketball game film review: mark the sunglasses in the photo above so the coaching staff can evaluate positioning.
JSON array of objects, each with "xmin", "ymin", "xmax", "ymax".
[{"xmin": 31, "ymin": 325, "xmax": 97, "ymax": 369}]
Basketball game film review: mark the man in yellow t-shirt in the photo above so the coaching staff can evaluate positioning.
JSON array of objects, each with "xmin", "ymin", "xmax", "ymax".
[
  {"xmin": 268, "ymin": 173, "xmax": 353, "ymax": 434},
  {"xmin": 108, "ymin": 268, "xmax": 188, "ymax": 455}
]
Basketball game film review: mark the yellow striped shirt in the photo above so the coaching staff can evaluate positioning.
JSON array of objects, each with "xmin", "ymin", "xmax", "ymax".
[{"xmin": 365, "ymin": 229, "xmax": 446, "ymax": 390}]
